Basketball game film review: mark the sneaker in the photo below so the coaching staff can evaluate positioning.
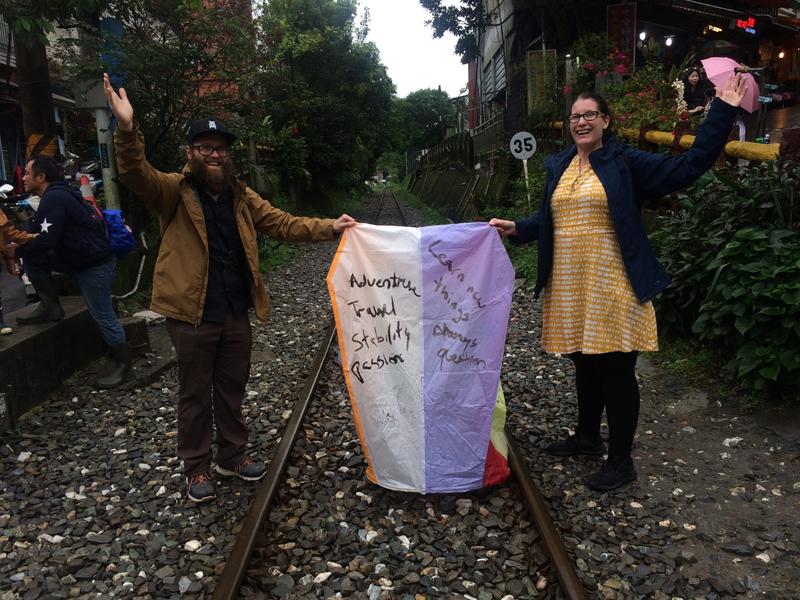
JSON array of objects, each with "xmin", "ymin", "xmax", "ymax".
[
  {"xmin": 0, "ymin": 325, "xmax": 11, "ymax": 335},
  {"xmin": 586, "ymin": 456, "xmax": 638, "ymax": 492},
  {"xmin": 215, "ymin": 457, "xmax": 267, "ymax": 481},
  {"xmin": 545, "ymin": 434, "xmax": 606, "ymax": 457},
  {"xmin": 186, "ymin": 472, "xmax": 216, "ymax": 502}
]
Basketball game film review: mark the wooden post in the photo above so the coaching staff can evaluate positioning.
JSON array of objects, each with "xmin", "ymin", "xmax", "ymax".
[
  {"xmin": 779, "ymin": 127, "xmax": 800, "ymax": 163},
  {"xmin": 639, "ymin": 124, "xmax": 658, "ymax": 152},
  {"xmin": 672, "ymin": 120, "xmax": 692, "ymax": 155}
]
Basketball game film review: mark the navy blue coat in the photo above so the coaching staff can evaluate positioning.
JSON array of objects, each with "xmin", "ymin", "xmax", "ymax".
[
  {"xmin": 16, "ymin": 181, "xmax": 113, "ymax": 269},
  {"xmin": 512, "ymin": 98, "xmax": 738, "ymax": 303}
]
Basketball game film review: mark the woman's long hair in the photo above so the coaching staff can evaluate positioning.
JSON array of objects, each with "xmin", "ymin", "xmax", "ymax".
[
  {"xmin": 682, "ymin": 67, "xmax": 702, "ymax": 89},
  {"xmin": 573, "ymin": 91, "xmax": 615, "ymax": 142}
]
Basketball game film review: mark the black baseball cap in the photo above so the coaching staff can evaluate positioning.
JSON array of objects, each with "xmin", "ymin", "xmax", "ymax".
[{"xmin": 186, "ymin": 118, "xmax": 236, "ymax": 145}]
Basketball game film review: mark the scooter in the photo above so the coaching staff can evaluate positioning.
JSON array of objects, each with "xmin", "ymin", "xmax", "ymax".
[{"xmin": 0, "ymin": 183, "xmax": 39, "ymax": 227}]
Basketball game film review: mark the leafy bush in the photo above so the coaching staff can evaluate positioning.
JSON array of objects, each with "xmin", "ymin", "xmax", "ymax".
[
  {"xmin": 693, "ymin": 228, "xmax": 800, "ymax": 394},
  {"xmin": 652, "ymin": 159, "xmax": 800, "ymax": 399},
  {"xmin": 606, "ymin": 64, "xmax": 682, "ymax": 131}
]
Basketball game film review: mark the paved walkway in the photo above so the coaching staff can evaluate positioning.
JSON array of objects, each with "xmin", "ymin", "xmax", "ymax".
[
  {"xmin": 765, "ymin": 105, "xmax": 800, "ymax": 130},
  {"xmin": 733, "ymin": 103, "xmax": 800, "ymax": 143}
]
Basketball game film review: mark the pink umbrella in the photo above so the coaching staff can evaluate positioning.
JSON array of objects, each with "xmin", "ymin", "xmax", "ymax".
[{"xmin": 700, "ymin": 57, "xmax": 760, "ymax": 113}]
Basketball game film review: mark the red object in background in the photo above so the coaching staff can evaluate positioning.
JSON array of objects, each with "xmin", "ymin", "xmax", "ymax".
[
  {"xmin": 3, "ymin": 250, "xmax": 21, "ymax": 276},
  {"xmin": 607, "ymin": 2, "xmax": 637, "ymax": 74},
  {"xmin": 468, "ymin": 60, "xmax": 478, "ymax": 130},
  {"xmin": 13, "ymin": 164, "xmax": 23, "ymax": 194}
]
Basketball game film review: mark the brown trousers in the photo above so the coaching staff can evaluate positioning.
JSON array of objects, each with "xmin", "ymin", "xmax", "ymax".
[{"xmin": 166, "ymin": 313, "xmax": 252, "ymax": 477}]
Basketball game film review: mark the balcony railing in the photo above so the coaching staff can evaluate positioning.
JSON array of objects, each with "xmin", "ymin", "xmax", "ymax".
[
  {"xmin": 471, "ymin": 111, "xmax": 504, "ymax": 158},
  {"xmin": 0, "ymin": 17, "xmax": 16, "ymax": 68}
]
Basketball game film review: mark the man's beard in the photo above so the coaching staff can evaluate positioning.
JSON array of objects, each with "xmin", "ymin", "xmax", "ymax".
[{"xmin": 189, "ymin": 156, "xmax": 234, "ymax": 195}]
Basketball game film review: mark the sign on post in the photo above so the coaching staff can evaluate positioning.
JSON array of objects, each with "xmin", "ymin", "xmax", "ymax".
[
  {"xmin": 509, "ymin": 131, "xmax": 537, "ymax": 160},
  {"xmin": 509, "ymin": 131, "xmax": 537, "ymax": 201}
]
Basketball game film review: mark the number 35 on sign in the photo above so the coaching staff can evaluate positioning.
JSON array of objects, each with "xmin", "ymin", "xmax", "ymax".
[
  {"xmin": 510, "ymin": 131, "xmax": 537, "ymax": 200},
  {"xmin": 509, "ymin": 131, "xmax": 537, "ymax": 160}
]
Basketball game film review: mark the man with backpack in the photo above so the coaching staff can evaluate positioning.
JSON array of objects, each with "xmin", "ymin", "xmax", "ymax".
[{"xmin": 14, "ymin": 155, "xmax": 131, "ymax": 388}]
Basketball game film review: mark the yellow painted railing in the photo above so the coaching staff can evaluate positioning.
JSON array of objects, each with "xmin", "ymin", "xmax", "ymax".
[{"xmin": 550, "ymin": 121, "xmax": 780, "ymax": 161}]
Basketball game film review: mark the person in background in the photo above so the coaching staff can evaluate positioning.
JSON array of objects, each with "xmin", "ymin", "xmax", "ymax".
[
  {"xmin": 683, "ymin": 67, "xmax": 712, "ymax": 115},
  {"xmin": 489, "ymin": 75, "xmax": 747, "ymax": 492},
  {"xmin": 15, "ymin": 156, "xmax": 131, "ymax": 388},
  {"xmin": 0, "ymin": 208, "xmax": 37, "ymax": 335},
  {"xmin": 103, "ymin": 73, "xmax": 356, "ymax": 503}
]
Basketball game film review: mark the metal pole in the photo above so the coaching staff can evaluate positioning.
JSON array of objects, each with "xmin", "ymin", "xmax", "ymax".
[
  {"xmin": 93, "ymin": 107, "xmax": 120, "ymax": 209},
  {"xmin": 522, "ymin": 158, "xmax": 531, "ymax": 206}
]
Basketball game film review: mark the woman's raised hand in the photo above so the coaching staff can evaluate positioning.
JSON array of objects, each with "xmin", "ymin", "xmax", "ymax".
[
  {"xmin": 103, "ymin": 73, "xmax": 134, "ymax": 131},
  {"xmin": 717, "ymin": 73, "xmax": 748, "ymax": 109}
]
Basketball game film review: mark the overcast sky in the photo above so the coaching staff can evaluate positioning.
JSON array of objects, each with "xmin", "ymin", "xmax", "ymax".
[{"xmin": 357, "ymin": 0, "xmax": 468, "ymax": 99}]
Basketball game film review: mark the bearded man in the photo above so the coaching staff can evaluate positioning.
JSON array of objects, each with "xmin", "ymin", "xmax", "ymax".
[{"xmin": 103, "ymin": 74, "xmax": 356, "ymax": 503}]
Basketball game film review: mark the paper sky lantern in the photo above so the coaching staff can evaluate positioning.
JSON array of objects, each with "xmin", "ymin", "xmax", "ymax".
[{"xmin": 327, "ymin": 223, "xmax": 515, "ymax": 493}]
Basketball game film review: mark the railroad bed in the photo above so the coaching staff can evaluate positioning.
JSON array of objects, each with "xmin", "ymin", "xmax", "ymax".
[
  {"xmin": 2, "ymin": 190, "xmax": 798, "ymax": 599},
  {"xmin": 227, "ymin": 191, "xmax": 577, "ymax": 599}
]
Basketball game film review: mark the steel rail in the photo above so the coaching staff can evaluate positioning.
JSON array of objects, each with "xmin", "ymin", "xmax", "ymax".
[
  {"xmin": 438, "ymin": 211, "xmax": 587, "ymax": 598},
  {"xmin": 212, "ymin": 323, "xmax": 337, "ymax": 600},
  {"xmin": 506, "ymin": 430, "xmax": 587, "ymax": 600},
  {"xmin": 373, "ymin": 185, "xmax": 387, "ymax": 223},
  {"xmin": 214, "ymin": 192, "xmax": 586, "ymax": 598},
  {"xmin": 388, "ymin": 189, "xmax": 408, "ymax": 226}
]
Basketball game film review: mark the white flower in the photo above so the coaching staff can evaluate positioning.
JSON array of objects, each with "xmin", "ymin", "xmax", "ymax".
[{"xmin": 672, "ymin": 79, "xmax": 688, "ymax": 115}]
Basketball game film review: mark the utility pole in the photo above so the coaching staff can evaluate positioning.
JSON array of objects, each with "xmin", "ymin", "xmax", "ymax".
[{"xmin": 75, "ymin": 14, "xmax": 122, "ymax": 209}]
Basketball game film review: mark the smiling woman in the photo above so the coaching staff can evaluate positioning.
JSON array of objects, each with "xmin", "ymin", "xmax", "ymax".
[
  {"xmin": 489, "ymin": 75, "xmax": 749, "ymax": 493},
  {"xmin": 569, "ymin": 94, "xmax": 612, "ymax": 160}
]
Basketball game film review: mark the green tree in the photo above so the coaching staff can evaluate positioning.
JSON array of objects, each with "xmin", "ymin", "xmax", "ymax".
[
  {"xmin": 253, "ymin": 0, "xmax": 395, "ymax": 197},
  {"xmin": 393, "ymin": 88, "xmax": 455, "ymax": 151}
]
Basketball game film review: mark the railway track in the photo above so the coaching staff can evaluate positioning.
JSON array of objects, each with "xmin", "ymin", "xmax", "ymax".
[{"xmin": 213, "ymin": 189, "xmax": 585, "ymax": 599}]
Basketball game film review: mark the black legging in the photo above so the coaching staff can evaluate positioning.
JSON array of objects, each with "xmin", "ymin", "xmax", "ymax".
[{"xmin": 569, "ymin": 352, "xmax": 640, "ymax": 458}]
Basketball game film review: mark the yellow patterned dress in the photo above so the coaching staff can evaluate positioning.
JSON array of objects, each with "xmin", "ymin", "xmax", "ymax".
[{"xmin": 541, "ymin": 155, "xmax": 658, "ymax": 354}]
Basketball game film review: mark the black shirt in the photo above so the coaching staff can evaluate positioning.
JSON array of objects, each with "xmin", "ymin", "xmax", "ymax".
[
  {"xmin": 196, "ymin": 185, "xmax": 252, "ymax": 323},
  {"xmin": 684, "ymin": 84, "xmax": 709, "ymax": 111}
]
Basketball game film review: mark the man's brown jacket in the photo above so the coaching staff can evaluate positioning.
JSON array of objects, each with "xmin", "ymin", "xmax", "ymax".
[{"xmin": 114, "ymin": 128, "xmax": 336, "ymax": 325}]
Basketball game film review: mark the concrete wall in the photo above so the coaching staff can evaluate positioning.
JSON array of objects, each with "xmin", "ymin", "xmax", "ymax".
[{"xmin": 409, "ymin": 155, "xmax": 516, "ymax": 222}]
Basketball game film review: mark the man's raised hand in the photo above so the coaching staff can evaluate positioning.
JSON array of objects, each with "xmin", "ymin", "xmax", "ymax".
[{"xmin": 103, "ymin": 73, "xmax": 134, "ymax": 131}]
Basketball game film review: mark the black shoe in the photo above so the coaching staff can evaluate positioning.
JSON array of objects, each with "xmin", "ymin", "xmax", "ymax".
[
  {"xmin": 215, "ymin": 457, "xmax": 267, "ymax": 481},
  {"xmin": 97, "ymin": 343, "xmax": 133, "ymax": 389},
  {"xmin": 586, "ymin": 456, "xmax": 638, "ymax": 492},
  {"xmin": 17, "ymin": 301, "xmax": 65, "ymax": 324},
  {"xmin": 545, "ymin": 434, "xmax": 606, "ymax": 457},
  {"xmin": 17, "ymin": 275, "xmax": 65, "ymax": 325},
  {"xmin": 187, "ymin": 472, "xmax": 216, "ymax": 502}
]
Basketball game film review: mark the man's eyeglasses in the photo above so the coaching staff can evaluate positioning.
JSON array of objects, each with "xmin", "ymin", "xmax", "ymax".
[
  {"xmin": 568, "ymin": 111, "xmax": 605, "ymax": 123},
  {"xmin": 191, "ymin": 144, "xmax": 230, "ymax": 157}
]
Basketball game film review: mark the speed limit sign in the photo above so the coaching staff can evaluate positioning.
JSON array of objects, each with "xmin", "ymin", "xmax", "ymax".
[{"xmin": 509, "ymin": 131, "xmax": 537, "ymax": 160}]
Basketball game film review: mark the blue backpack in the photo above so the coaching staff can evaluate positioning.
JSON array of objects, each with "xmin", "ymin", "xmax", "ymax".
[
  {"xmin": 102, "ymin": 208, "xmax": 136, "ymax": 258},
  {"xmin": 80, "ymin": 194, "xmax": 136, "ymax": 258}
]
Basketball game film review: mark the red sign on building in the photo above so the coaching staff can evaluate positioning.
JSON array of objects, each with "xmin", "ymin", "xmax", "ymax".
[{"xmin": 607, "ymin": 2, "xmax": 637, "ymax": 74}]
